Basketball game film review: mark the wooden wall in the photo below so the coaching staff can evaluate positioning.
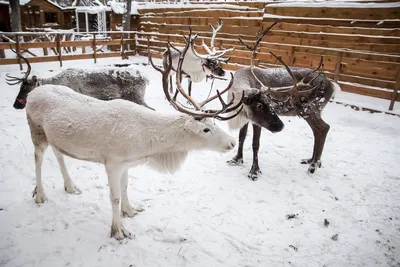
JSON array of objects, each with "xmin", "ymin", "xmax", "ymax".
[{"xmin": 137, "ymin": 1, "xmax": 400, "ymax": 105}]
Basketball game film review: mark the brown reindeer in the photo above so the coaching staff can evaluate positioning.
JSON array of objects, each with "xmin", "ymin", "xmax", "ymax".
[{"xmin": 225, "ymin": 20, "xmax": 340, "ymax": 180}]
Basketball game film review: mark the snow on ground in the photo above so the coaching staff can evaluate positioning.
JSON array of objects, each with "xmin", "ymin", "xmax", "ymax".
[{"xmin": 0, "ymin": 56, "xmax": 399, "ymax": 267}]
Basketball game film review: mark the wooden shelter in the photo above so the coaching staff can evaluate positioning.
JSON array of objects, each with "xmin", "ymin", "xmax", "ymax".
[{"xmin": 20, "ymin": 0, "xmax": 74, "ymax": 29}]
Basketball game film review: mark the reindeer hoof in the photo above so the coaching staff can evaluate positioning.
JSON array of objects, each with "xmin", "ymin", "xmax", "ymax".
[
  {"xmin": 248, "ymin": 167, "xmax": 261, "ymax": 181},
  {"xmin": 308, "ymin": 161, "xmax": 322, "ymax": 174},
  {"xmin": 110, "ymin": 224, "xmax": 133, "ymax": 240},
  {"xmin": 33, "ymin": 186, "xmax": 48, "ymax": 204},
  {"xmin": 64, "ymin": 182, "xmax": 81, "ymax": 195},
  {"xmin": 227, "ymin": 157, "xmax": 243, "ymax": 165},
  {"xmin": 121, "ymin": 204, "xmax": 144, "ymax": 218},
  {"xmin": 301, "ymin": 158, "xmax": 312, "ymax": 164}
]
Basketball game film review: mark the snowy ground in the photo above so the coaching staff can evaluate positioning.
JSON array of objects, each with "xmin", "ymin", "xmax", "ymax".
[{"xmin": 0, "ymin": 56, "xmax": 399, "ymax": 267}]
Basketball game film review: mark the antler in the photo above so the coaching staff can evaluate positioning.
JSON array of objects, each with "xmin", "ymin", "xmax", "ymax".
[
  {"xmin": 190, "ymin": 19, "xmax": 234, "ymax": 62},
  {"xmin": 5, "ymin": 51, "xmax": 32, "ymax": 85},
  {"xmin": 148, "ymin": 28, "xmax": 243, "ymax": 121},
  {"xmin": 240, "ymin": 19, "xmax": 323, "ymax": 99}
]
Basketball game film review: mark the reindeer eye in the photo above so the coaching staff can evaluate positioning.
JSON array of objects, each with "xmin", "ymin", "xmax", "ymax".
[
  {"xmin": 203, "ymin": 128, "xmax": 211, "ymax": 133},
  {"xmin": 256, "ymin": 103, "xmax": 263, "ymax": 109}
]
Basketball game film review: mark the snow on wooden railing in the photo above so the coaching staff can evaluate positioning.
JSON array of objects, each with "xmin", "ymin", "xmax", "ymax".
[{"xmin": 0, "ymin": 31, "xmax": 142, "ymax": 68}]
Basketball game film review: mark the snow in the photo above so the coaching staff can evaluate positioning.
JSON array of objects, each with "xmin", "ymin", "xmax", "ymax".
[
  {"xmin": 263, "ymin": 13, "xmax": 400, "ymax": 22},
  {"xmin": 107, "ymin": 0, "xmax": 139, "ymax": 15},
  {"xmin": 0, "ymin": 55, "xmax": 400, "ymax": 267},
  {"xmin": 266, "ymin": 1, "xmax": 400, "ymax": 8}
]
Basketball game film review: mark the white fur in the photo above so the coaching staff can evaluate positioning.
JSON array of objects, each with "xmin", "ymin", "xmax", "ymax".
[
  {"xmin": 26, "ymin": 84, "xmax": 237, "ymax": 240},
  {"xmin": 329, "ymin": 79, "xmax": 342, "ymax": 99},
  {"xmin": 167, "ymin": 47, "xmax": 209, "ymax": 83}
]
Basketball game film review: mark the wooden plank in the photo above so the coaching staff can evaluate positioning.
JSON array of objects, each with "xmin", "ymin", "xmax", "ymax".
[
  {"xmin": 56, "ymin": 34, "xmax": 62, "ymax": 67},
  {"xmin": 15, "ymin": 34, "xmax": 21, "ymax": 70},
  {"xmin": 96, "ymin": 40, "xmax": 121, "ymax": 46},
  {"xmin": 340, "ymin": 57, "xmax": 400, "ymax": 81},
  {"xmin": 389, "ymin": 70, "xmax": 400, "ymax": 110},
  {"xmin": 339, "ymin": 74, "xmax": 396, "ymax": 91},
  {"xmin": 265, "ymin": 6, "xmax": 400, "ymax": 20},
  {"xmin": 269, "ymin": 21, "xmax": 400, "ymax": 38},
  {"xmin": 59, "ymin": 40, "xmax": 92, "ymax": 47},
  {"xmin": 92, "ymin": 33, "xmax": 97, "ymax": 64},
  {"xmin": 139, "ymin": 23, "xmax": 261, "ymax": 37},
  {"xmin": 335, "ymin": 51, "xmax": 343, "ymax": 82},
  {"xmin": 263, "ymin": 17, "xmax": 400, "ymax": 29},
  {"xmin": 140, "ymin": 10, "xmax": 263, "ymax": 18},
  {"xmin": 258, "ymin": 43, "xmax": 400, "ymax": 63},
  {"xmin": 256, "ymin": 34, "xmax": 400, "ymax": 54},
  {"xmin": 20, "ymin": 42, "xmax": 57, "ymax": 49},
  {"xmin": 265, "ymin": 30, "xmax": 400, "ymax": 45},
  {"xmin": 338, "ymin": 82, "xmax": 400, "ymax": 101},
  {"xmin": 0, "ymin": 43, "xmax": 16, "ymax": 50},
  {"xmin": 140, "ymin": 17, "xmax": 262, "ymax": 27}
]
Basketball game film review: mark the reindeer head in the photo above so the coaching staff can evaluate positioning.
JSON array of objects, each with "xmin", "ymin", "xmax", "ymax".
[
  {"xmin": 148, "ymin": 28, "xmax": 243, "ymax": 153},
  {"xmin": 189, "ymin": 20, "xmax": 234, "ymax": 78},
  {"xmin": 6, "ymin": 54, "xmax": 40, "ymax": 109},
  {"xmin": 241, "ymin": 88, "xmax": 284, "ymax": 133}
]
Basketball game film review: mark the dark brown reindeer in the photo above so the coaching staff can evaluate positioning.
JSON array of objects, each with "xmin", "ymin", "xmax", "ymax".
[{"xmin": 225, "ymin": 20, "xmax": 340, "ymax": 180}]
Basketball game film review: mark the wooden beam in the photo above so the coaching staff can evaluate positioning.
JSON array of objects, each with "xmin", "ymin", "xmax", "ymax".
[{"xmin": 389, "ymin": 70, "xmax": 400, "ymax": 110}]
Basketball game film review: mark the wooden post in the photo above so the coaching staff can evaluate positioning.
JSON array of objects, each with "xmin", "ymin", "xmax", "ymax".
[
  {"xmin": 389, "ymin": 70, "xmax": 400, "ymax": 111},
  {"xmin": 92, "ymin": 33, "xmax": 97, "ymax": 63},
  {"xmin": 121, "ymin": 34, "xmax": 126, "ymax": 59},
  {"xmin": 56, "ymin": 34, "xmax": 62, "ymax": 67},
  {"xmin": 289, "ymin": 46, "xmax": 296, "ymax": 66},
  {"xmin": 15, "ymin": 34, "xmax": 22, "ymax": 70},
  {"xmin": 334, "ymin": 51, "xmax": 343, "ymax": 82}
]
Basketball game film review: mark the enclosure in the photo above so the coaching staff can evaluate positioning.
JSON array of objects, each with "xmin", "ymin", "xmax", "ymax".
[{"xmin": 0, "ymin": 1, "xmax": 399, "ymax": 267}]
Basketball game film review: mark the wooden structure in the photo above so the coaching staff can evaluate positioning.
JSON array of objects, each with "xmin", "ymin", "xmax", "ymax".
[{"xmin": 20, "ymin": 0, "xmax": 75, "ymax": 30}]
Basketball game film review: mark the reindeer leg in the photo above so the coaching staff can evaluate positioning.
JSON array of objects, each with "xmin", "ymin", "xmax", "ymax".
[
  {"xmin": 188, "ymin": 78, "xmax": 193, "ymax": 97},
  {"xmin": 227, "ymin": 122, "xmax": 249, "ymax": 165},
  {"xmin": 186, "ymin": 77, "xmax": 193, "ymax": 105},
  {"xmin": 169, "ymin": 75, "xmax": 173, "ymax": 93},
  {"xmin": 121, "ymin": 169, "xmax": 144, "ymax": 218},
  {"xmin": 248, "ymin": 123, "xmax": 262, "ymax": 181},
  {"xmin": 302, "ymin": 114, "xmax": 330, "ymax": 174}
]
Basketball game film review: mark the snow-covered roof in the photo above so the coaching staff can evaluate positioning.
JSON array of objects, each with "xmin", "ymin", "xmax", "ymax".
[{"xmin": 107, "ymin": 0, "xmax": 139, "ymax": 15}]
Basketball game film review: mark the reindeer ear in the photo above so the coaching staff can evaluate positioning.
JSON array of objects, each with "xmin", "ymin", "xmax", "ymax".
[
  {"xmin": 243, "ymin": 89, "xmax": 259, "ymax": 105},
  {"xmin": 32, "ymin": 75, "xmax": 38, "ymax": 82}
]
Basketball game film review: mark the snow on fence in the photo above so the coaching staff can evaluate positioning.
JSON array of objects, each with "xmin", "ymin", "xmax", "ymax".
[
  {"xmin": 0, "ymin": 30, "xmax": 138, "ymax": 66},
  {"xmin": 0, "ymin": 1, "xmax": 399, "ymax": 110}
]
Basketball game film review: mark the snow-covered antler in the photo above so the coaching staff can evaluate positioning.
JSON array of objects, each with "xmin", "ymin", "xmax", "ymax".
[{"xmin": 191, "ymin": 19, "xmax": 234, "ymax": 62}]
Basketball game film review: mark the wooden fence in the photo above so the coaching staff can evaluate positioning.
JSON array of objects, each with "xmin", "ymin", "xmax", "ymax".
[
  {"xmin": 0, "ymin": 1, "xmax": 399, "ymax": 110},
  {"xmin": 136, "ymin": 1, "xmax": 400, "ymax": 110},
  {"xmin": 0, "ymin": 31, "xmax": 138, "ymax": 67}
]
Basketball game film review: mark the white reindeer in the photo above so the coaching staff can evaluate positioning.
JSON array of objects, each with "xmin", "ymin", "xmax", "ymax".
[
  {"xmin": 25, "ymin": 35, "xmax": 243, "ymax": 240},
  {"xmin": 162, "ymin": 20, "xmax": 233, "ymax": 97}
]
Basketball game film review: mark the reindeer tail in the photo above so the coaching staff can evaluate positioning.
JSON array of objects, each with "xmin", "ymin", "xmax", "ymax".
[{"xmin": 329, "ymin": 79, "xmax": 342, "ymax": 100}]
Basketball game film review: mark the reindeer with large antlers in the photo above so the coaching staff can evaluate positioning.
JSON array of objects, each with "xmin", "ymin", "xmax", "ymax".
[
  {"xmin": 24, "ymin": 29, "xmax": 243, "ymax": 240},
  {"xmin": 162, "ymin": 19, "xmax": 233, "ymax": 98},
  {"xmin": 225, "ymin": 20, "xmax": 340, "ymax": 180}
]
